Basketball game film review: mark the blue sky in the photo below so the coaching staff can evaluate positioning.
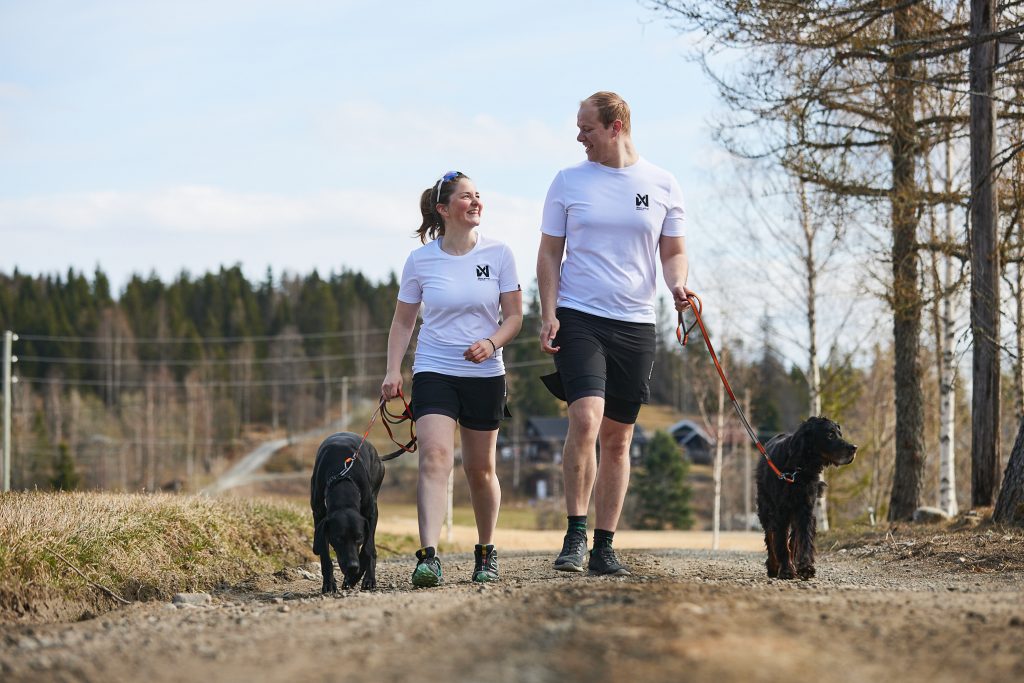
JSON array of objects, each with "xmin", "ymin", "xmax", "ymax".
[
  {"xmin": 1, "ymin": 0, "xmax": 881, "ymax": 367},
  {"xmin": 0, "ymin": 1, "xmax": 720, "ymax": 284}
]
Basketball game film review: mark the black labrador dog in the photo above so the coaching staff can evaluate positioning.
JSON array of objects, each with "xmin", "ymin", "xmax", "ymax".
[
  {"xmin": 310, "ymin": 432, "xmax": 385, "ymax": 593},
  {"xmin": 756, "ymin": 416, "xmax": 857, "ymax": 580}
]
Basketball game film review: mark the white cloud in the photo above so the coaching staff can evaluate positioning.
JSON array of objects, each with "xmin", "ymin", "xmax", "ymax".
[
  {"xmin": 315, "ymin": 101, "xmax": 579, "ymax": 174},
  {"xmin": 0, "ymin": 184, "xmax": 546, "ymax": 291}
]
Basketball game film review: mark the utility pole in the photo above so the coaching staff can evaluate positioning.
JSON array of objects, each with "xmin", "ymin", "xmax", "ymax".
[
  {"xmin": 340, "ymin": 376, "xmax": 350, "ymax": 430},
  {"xmin": 3, "ymin": 331, "xmax": 18, "ymax": 492},
  {"xmin": 713, "ymin": 366, "xmax": 725, "ymax": 550},
  {"xmin": 743, "ymin": 390, "xmax": 752, "ymax": 531}
]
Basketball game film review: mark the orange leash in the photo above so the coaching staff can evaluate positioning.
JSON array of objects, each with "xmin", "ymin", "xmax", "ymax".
[{"xmin": 677, "ymin": 292, "xmax": 796, "ymax": 484}]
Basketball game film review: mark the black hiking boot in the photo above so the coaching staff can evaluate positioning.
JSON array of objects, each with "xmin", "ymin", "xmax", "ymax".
[
  {"xmin": 472, "ymin": 544, "xmax": 499, "ymax": 583},
  {"xmin": 588, "ymin": 544, "xmax": 631, "ymax": 576},
  {"xmin": 553, "ymin": 530, "xmax": 587, "ymax": 572}
]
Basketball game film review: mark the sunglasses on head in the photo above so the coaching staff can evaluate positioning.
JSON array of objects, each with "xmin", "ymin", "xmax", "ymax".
[{"xmin": 434, "ymin": 170, "xmax": 462, "ymax": 203}]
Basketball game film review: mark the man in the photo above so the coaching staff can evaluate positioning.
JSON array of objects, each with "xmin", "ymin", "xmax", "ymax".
[{"xmin": 536, "ymin": 91, "xmax": 691, "ymax": 576}]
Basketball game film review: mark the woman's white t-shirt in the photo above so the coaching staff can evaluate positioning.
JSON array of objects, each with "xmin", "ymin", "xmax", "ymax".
[
  {"xmin": 540, "ymin": 157, "xmax": 686, "ymax": 324},
  {"xmin": 397, "ymin": 234, "xmax": 520, "ymax": 378}
]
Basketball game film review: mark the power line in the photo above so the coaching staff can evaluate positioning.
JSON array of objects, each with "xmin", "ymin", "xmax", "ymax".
[
  {"xmin": 17, "ymin": 350, "xmax": 392, "ymax": 367},
  {"xmin": 16, "ymin": 327, "xmax": 391, "ymax": 345},
  {"xmin": 16, "ymin": 357, "xmax": 552, "ymax": 390},
  {"xmin": 18, "ymin": 375, "xmax": 376, "ymax": 389},
  {"xmin": 12, "ymin": 336, "xmax": 538, "ymax": 367}
]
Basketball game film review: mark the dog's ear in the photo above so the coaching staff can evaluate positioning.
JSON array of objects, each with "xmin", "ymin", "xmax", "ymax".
[
  {"xmin": 313, "ymin": 518, "xmax": 329, "ymax": 556},
  {"xmin": 786, "ymin": 422, "xmax": 812, "ymax": 470}
]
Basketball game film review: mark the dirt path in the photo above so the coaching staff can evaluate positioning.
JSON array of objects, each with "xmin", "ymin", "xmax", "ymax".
[
  {"xmin": 376, "ymin": 513, "xmax": 767, "ymax": 552},
  {"xmin": 3, "ymin": 540, "xmax": 1023, "ymax": 683}
]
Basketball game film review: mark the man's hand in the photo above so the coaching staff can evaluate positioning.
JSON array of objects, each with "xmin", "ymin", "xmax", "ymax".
[
  {"xmin": 673, "ymin": 285, "xmax": 696, "ymax": 312},
  {"xmin": 539, "ymin": 318, "xmax": 560, "ymax": 354}
]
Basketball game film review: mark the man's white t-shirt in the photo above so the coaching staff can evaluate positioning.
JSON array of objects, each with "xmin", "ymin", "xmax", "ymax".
[
  {"xmin": 540, "ymin": 157, "xmax": 686, "ymax": 324},
  {"xmin": 398, "ymin": 234, "xmax": 520, "ymax": 378}
]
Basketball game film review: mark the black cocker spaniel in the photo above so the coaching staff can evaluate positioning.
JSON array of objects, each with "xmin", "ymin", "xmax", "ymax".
[{"xmin": 756, "ymin": 416, "xmax": 857, "ymax": 580}]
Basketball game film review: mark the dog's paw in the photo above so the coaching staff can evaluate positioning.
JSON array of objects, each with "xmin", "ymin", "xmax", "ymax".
[
  {"xmin": 321, "ymin": 579, "xmax": 338, "ymax": 594},
  {"xmin": 797, "ymin": 565, "xmax": 816, "ymax": 580},
  {"xmin": 361, "ymin": 576, "xmax": 376, "ymax": 591},
  {"xmin": 777, "ymin": 566, "xmax": 797, "ymax": 580}
]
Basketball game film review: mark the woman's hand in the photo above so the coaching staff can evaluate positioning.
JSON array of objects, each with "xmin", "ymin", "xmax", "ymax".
[
  {"xmin": 381, "ymin": 370, "xmax": 403, "ymax": 399},
  {"xmin": 464, "ymin": 338, "xmax": 496, "ymax": 364}
]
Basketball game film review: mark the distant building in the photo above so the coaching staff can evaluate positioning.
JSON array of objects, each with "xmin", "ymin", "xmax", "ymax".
[
  {"xmin": 666, "ymin": 419, "xmax": 715, "ymax": 465},
  {"xmin": 523, "ymin": 417, "xmax": 648, "ymax": 464},
  {"xmin": 511, "ymin": 416, "xmax": 650, "ymax": 500}
]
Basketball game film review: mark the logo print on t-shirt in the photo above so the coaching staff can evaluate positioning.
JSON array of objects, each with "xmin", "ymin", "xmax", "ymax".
[
  {"xmin": 635, "ymin": 193, "xmax": 649, "ymax": 210},
  {"xmin": 476, "ymin": 264, "xmax": 491, "ymax": 279}
]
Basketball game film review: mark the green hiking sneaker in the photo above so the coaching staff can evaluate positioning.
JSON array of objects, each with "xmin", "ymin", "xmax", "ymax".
[
  {"xmin": 412, "ymin": 546, "xmax": 443, "ymax": 587},
  {"xmin": 472, "ymin": 544, "xmax": 499, "ymax": 583}
]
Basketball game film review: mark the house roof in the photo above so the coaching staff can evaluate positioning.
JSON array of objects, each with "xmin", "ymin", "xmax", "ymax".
[
  {"xmin": 667, "ymin": 419, "xmax": 715, "ymax": 447},
  {"xmin": 526, "ymin": 417, "xmax": 570, "ymax": 440}
]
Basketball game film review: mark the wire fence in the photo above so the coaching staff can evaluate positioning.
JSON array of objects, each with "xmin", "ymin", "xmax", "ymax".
[{"xmin": 1, "ymin": 324, "xmax": 561, "ymax": 495}]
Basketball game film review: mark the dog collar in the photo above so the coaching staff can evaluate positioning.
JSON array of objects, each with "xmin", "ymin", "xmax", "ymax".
[{"xmin": 323, "ymin": 459, "xmax": 359, "ymax": 498}]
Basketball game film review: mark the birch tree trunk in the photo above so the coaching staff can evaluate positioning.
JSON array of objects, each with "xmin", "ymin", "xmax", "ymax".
[
  {"xmin": 939, "ymin": 140, "xmax": 958, "ymax": 517},
  {"xmin": 927, "ymin": 137, "xmax": 959, "ymax": 519},
  {"xmin": 800, "ymin": 179, "xmax": 829, "ymax": 531},
  {"xmin": 1015, "ymin": 261, "xmax": 1023, "ymax": 421}
]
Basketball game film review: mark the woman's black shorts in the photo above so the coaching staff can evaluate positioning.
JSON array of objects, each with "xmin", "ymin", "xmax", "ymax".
[
  {"xmin": 410, "ymin": 372, "xmax": 510, "ymax": 432},
  {"xmin": 548, "ymin": 306, "xmax": 655, "ymax": 425}
]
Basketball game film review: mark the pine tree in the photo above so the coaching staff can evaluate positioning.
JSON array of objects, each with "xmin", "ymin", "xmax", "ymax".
[
  {"xmin": 629, "ymin": 430, "xmax": 694, "ymax": 530},
  {"xmin": 51, "ymin": 442, "xmax": 81, "ymax": 491}
]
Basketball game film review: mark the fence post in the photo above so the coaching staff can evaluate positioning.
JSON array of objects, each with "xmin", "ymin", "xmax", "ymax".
[{"xmin": 3, "ymin": 331, "xmax": 18, "ymax": 492}]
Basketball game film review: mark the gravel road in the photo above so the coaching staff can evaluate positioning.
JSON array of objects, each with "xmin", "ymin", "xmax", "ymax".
[{"xmin": 3, "ymin": 538, "xmax": 1023, "ymax": 683}]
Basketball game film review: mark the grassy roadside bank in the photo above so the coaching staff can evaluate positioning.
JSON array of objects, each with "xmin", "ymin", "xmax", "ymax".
[{"xmin": 0, "ymin": 491, "xmax": 415, "ymax": 624}]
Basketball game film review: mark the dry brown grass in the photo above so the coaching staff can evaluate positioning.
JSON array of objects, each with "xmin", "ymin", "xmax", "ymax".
[{"xmin": 0, "ymin": 492, "xmax": 316, "ymax": 622}]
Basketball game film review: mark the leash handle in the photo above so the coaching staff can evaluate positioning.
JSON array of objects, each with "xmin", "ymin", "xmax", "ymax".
[
  {"xmin": 677, "ymin": 292, "xmax": 796, "ymax": 484},
  {"xmin": 346, "ymin": 391, "xmax": 417, "ymax": 474},
  {"xmin": 379, "ymin": 391, "xmax": 417, "ymax": 459}
]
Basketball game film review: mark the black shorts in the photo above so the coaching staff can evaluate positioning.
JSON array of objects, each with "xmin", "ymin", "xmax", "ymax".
[
  {"xmin": 545, "ymin": 307, "xmax": 655, "ymax": 424},
  {"xmin": 410, "ymin": 372, "xmax": 511, "ymax": 431}
]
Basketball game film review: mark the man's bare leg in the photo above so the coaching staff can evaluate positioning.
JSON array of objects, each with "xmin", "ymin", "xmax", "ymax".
[
  {"xmin": 594, "ymin": 417, "xmax": 634, "ymax": 531},
  {"xmin": 554, "ymin": 396, "xmax": 603, "ymax": 571},
  {"xmin": 562, "ymin": 397, "xmax": 603, "ymax": 515}
]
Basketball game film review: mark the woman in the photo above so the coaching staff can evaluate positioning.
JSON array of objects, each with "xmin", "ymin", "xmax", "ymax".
[{"xmin": 382, "ymin": 170, "xmax": 522, "ymax": 586}]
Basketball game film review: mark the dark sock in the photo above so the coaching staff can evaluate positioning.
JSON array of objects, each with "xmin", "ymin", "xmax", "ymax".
[
  {"xmin": 593, "ymin": 529, "xmax": 614, "ymax": 548},
  {"xmin": 567, "ymin": 515, "xmax": 588, "ymax": 536}
]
